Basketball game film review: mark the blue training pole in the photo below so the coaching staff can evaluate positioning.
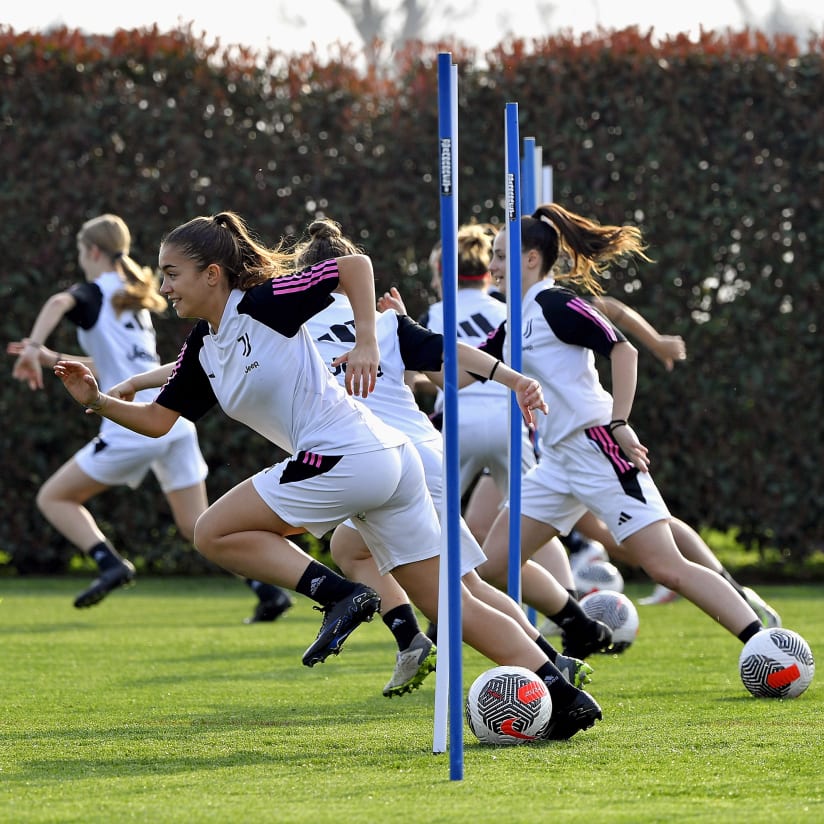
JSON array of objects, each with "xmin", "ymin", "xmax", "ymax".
[
  {"xmin": 504, "ymin": 103, "xmax": 523, "ymax": 604},
  {"xmin": 435, "ymin": 52, "xmax": 463, "ymax": 781}
]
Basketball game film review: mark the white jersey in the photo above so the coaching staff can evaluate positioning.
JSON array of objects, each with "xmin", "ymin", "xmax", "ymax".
[
  {"xmin": 422, "ymin": 288, "xmax": 508, "ymax": 405},
  {"xmin": 308, "ymin": 294, "xmax": 486, "ymax": 573},
  {"xmin": 422, "ymin": 287, "xmax": 533, "ymax": 493},
  {"xmin": 480, "ymin": 280, "xmax": 625, "ymax": 447},
  {"xmin": 67, "ymin": 271, "xmax": 197, "ymax": 445},
  {"xmin": 155, "ymin": 259, "xmax": 407, "ymax": 457},
  {"xmin": 305, "ymin": 293, "xmax": 442, "ymax": 446}
]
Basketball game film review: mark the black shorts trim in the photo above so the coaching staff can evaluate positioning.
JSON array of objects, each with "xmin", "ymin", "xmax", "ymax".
[
  {"xmin": 584, "ymin": 425, "xmax": 647, "ymax": 504},
  {"xmin": 279, "ymin": 451, "xmax": 343, "ymax": 484}
]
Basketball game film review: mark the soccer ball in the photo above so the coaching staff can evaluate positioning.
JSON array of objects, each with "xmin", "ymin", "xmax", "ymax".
[
  {"xmin": 465, "ymin": 666, "xmax": 553, "ymax": 745},
  {"xmin": 574, "ymin": 560, "xmax": 625, "ymax": 596},
  {"xmin": 739, "ymin": 628, "xmax": 815, "ymax": 698},
  {"xmin": 569, "ymin": 539, "xmax": 609, "ymax": 571},
  {"xmin": 579, "ymin": 589, "xmax": 639, "ymax": 652}
]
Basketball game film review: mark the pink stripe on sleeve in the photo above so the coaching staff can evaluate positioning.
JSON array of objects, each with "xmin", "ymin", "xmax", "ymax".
[{"xmin": 568, "ymin": 297, "xmax": 618, "ymax": 341}]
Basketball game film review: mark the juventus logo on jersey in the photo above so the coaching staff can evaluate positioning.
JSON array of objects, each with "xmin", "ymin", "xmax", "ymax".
[
  {"xmin": 237, "ymin": 332, "xmax": 252, "ymax": 357},
  {"xmin": 524, "ymin": 319, "xmax": 534, "ymax": 339}
]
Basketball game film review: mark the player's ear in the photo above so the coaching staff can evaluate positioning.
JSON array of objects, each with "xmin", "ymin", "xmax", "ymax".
[{"xmin": 205, "ymin": 263, "xmax": 222, "ymax": 285}]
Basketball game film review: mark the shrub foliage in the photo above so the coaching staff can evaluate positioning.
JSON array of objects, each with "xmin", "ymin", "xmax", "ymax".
[{"xmin": 1, "ymin": 25, "xmax": 821, "ymax": 572}]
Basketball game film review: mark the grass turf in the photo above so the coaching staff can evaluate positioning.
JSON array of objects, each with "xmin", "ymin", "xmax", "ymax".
[{"xmin": 0, "ymin": 577, "xmax": 821, "ymax": 823}]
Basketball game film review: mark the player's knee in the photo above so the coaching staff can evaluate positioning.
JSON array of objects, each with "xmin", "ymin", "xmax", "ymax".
[
  {"xmin": 475, "ymin": 556, "xmax": 507, "ymax": 587},
  {"xmin": 192, "ymin": 512, "xmax": 219, "ymax": 558}
]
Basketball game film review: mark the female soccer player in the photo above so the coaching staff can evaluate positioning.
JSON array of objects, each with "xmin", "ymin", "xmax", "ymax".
[
  {"xmin": 10, "ymin": 213, "xmax": 209, "ymax": 609},
  {"xmin": 54, "ymin": 210, "xmax": 601, "ymax": 740},
  {"xmin": 292, "ymin": 217, "xmax": 599, "ymax": 698},
  {"xmin": 475, "ymin": 202, "xmax": 768, "ymax": 656}
]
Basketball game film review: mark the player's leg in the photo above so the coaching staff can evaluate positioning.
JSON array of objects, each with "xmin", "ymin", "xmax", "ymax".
[
  {"xmin": 392, "ymin": 557, "xmax": 602, "ymax": 739},
  {"xmin": 194, "ymin": 465, "xmax": 388, "ymax": 667},
  {"xmin": 462, "ymin": 472, "xmax": 501, "ymax": 545},
  {"xmin": 462, "ymin": 569, "xmax": 593, "ymax": 688},
  {"xmin": 532, "ymin": 537, "xmax": 576, "ymax": 593},
  {"xmin": 36, "ymin": 457, "xmax": 136, "ymax": 608},
  {"xmin": 330, "ymin": 522, "xmax": 435, "ymax": 697},
  {"xmin": 669, "ymin": 518, "xmax": 780, "ymax": 626},
  {"xmin": 478, "ymin": 507, "xmax": 613, "ymax": 658},
  {"xmin": 618, "ymin": 520, "xmax": 763, "ymax": 641}
]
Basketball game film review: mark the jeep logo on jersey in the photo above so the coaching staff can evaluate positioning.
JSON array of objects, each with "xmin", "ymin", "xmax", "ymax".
[
  {"xmin": 237, "ymin": 332, "xmax": 252, "ymax": 357},
  {"xmin": 126, "ymin": 344, "xmax": 159, "ymax": 363}
]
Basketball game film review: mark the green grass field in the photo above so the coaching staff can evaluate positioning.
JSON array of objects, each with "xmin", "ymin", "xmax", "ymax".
[{"xmin": 1, "ymin": 577, "xmax": 821, "ymax": 823}]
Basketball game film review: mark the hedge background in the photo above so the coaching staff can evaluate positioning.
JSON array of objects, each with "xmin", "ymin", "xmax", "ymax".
[{"xmin": 1, "ymin": 25, "xmax": 821, "ymax": 575}]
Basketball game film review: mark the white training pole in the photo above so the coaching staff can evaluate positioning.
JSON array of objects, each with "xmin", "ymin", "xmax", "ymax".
[{"xmin": 543, "ymin": 165, "xmax": 554, "ymax": 203}]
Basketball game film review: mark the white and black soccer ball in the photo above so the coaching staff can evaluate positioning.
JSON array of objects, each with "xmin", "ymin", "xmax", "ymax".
[
  {"xmin": 569, "ymin": 539, "xmax": 610, "ymax": 572},
  {"xmin": 579, "ymin": 589, "xmax": 639, "ymax": 652},
  {"xmin": 739, "ymin": 628, "xmax": 815, "ymax": 698},
  {"xmin": 574, "ymin": 560, "xmax": 625, "ymax": 596},
  {"xmin": 465, "ymin": 666, "xmax": 553, "ymax": 745}
]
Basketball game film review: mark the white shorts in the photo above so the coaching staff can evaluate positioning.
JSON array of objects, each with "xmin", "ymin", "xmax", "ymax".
[
  {"xmin": 456, "ymin": 398, "xmax": 535, "ymax": 496},
  {"xmin": 253, "ymin": 442, "xmax": 442, "ymax": 575},
  {"xmin": 341, "ymin": 435, "xmax": 486, "ymax": 576},
  {"xmin": 518, "ymin": 426, "xmax": 671, "ymax": 544},
  {"xmin": 74, "ymin": 418, "xmax": 207, "ymax": 493}
]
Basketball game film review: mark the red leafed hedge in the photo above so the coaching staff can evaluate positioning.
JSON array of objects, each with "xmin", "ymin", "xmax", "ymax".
[{"xmin": 0, "ymin": 24, "xmax": 821, "ymax": 574}]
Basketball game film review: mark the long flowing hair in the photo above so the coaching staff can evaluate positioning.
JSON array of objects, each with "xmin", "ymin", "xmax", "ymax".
[
  {"xmin": 77, "ymin": 214, "xmax": 167, "ymax": 314},
  {"xmin": 161, "ymin": 211, "xmax": 294, "ymax": 290},
  {"xmin": 524, "ymin": 203, "xmax": 652, "ymax": 294}
]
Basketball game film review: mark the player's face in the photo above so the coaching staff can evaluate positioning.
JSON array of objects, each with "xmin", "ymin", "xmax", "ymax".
[
  {"xmin": 489, "ymin": 231, "xmax": 507, "ymax": 291},
  {"xmin": 428, "ymin": 249, "xmax": 442, "ymax": 297},
  {"xmin": 76, "ymin": 240, "xmax": 95, "ymax": 280},
  {"xmin": 158, "ymin": 243, "xmax": 212, "ymax": 321}
]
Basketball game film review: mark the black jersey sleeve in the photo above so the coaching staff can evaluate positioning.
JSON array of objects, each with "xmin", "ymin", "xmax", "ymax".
[
  {"xmin": 237, "ymin": 259, "xmax": 340, "ymax": 337},
  {"xmin": 155, "ymin": 321, "xmax": 217, "ymax": 422},
  {"xmin": 396, "ymin": 314, "xmax": 445, "ymax": 371},
  {"xmin": 476, "ymin": 320, "xmax": 507, "ymax": 362},
  {"xmin": 65, "ymin": 282, "xmax": 103, "ymax": 329},
  {"xmin": 535, "ymin": 288, "xmax": 626, "ymax": 358}
]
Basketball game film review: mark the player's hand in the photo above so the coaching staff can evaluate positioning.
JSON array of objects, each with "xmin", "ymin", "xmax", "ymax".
[
  {"xmin": 611, "ymin": 424, "xmax": 650, "ymax": 472},
  {"xmin": 513, "ymin": 376, "xmax": 548, "ymax": 427},
  {"xmin": 54, "ymin": 359, "xmax": 103, "ymax": 413},
  {"xmin": 377, "ymin": 287, "xmax": 407, "ymax": 315},
  {"xmin": 332, "ymin": 339, "xmax": 380, "ymax": 398},
  {"xmin": 653, "ymin": 335, "xmax": 686, "ymax": 371},
  {"xmin": 107, "ymin": 378, "xmax": 138, "ymax": 402},
  {"xmin": 10, "ymin": 341, "xmax": 45, "ymax": 391}
]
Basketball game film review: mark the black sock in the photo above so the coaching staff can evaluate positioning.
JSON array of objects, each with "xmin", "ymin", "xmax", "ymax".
[
  {"xmin": 738, "ymin": 620, "xmax": 763, "ymax": 644},
  {"xmin": 382, "ymin": 604, "xmax": 420, "ymax": 651},
  {"xmin": 566, "ymin": 588, "xmax": 579, "ymax": 601},
  {"xmin": 550, "ymin": 595, "xmax": 594, "ymax": 631},
  {"xmin": 295, "ymin": 560, "xmax": 354, "ymax": 605},
  {"xmin": 88, "ymin": 541, "xmax": 120, "ymax": 572},
  {"xmin": 245, "ymin": 579, "xmax": 286, "ymax": 603},
  {"xmin": 536, "ymin": 661, "xmax": 579, "ymax": 706},
  {"xmin": 533, "ymin": 632, "xmax": 558, "ymax": 663}
]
